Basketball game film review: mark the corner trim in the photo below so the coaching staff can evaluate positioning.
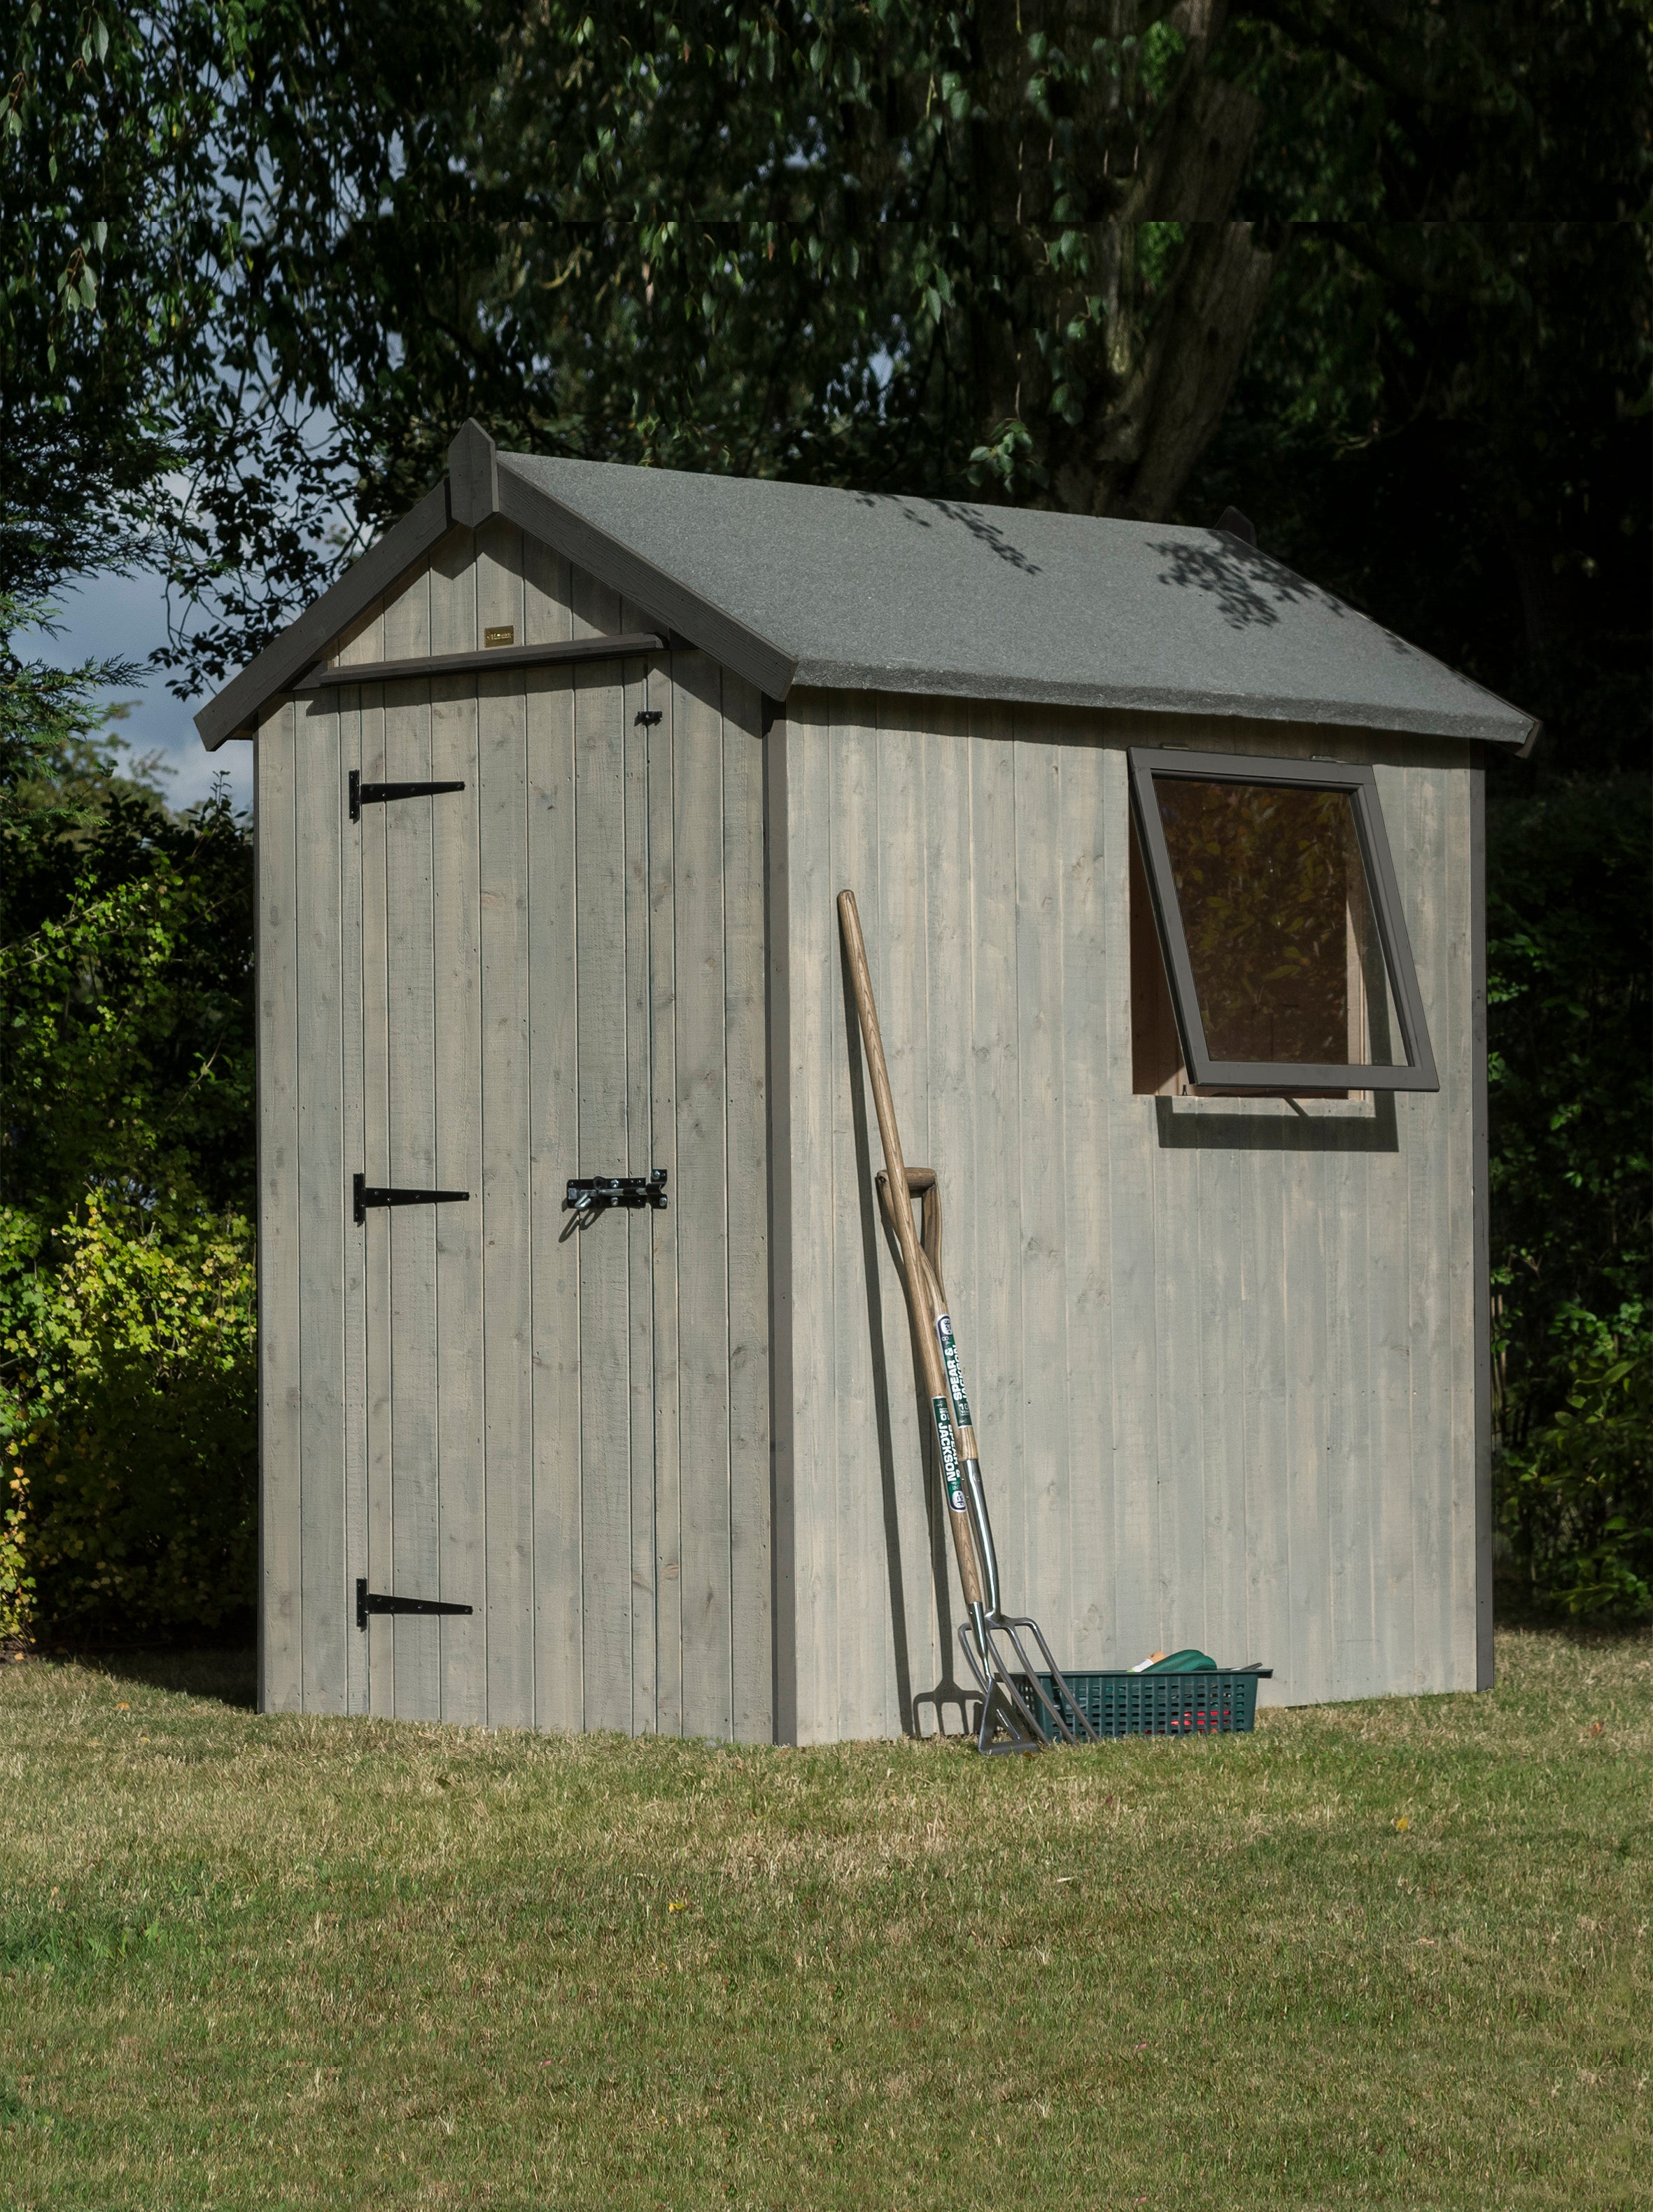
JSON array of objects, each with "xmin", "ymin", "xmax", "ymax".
[
  {"xmin": 1471, "ymin": 746, "xmax": 1494, "ymax": 1688},
  {"xmin": 764, "ymin": 707, "xmax": 797, "ymax": 1744}
]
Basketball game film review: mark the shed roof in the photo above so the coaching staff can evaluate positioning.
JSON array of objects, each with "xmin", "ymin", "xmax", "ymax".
[{"xmin": 197, "ymin": 421, "xmax": 1536, "ymax": 751}]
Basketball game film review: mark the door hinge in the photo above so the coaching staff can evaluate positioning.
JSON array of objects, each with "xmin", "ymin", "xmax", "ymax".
[
  {"xmin": 563, "ymin": 1169, "xmax": 668, "ymax": 1217},
  {"xmin": 349, "ymin": 770, "xmax": 466, "ymax": 822},
  {"xmin": 356, "ymin": 1579, "xmax": 473, "ymax": 1631},
  {"xmin": 353, "ymin": 1172, "xmax": 471, "ymax": 1226}
]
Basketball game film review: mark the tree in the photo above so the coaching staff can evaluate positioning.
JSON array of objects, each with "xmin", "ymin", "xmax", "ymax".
[{"xmin": 7, "ymin": 3, "xmax": 1293, "ymax": 689}]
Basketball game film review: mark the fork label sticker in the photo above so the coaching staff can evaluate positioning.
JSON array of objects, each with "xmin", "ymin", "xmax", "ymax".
[
  {"xmin": 931, "ymin": 1396, "xmax": 968, "ymax": 1514},
  {"xmin": 935, "ymin": 1314, "xmax": 973, "ymax": 1429}
]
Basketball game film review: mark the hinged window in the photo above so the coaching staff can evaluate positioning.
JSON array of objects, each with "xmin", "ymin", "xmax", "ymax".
[{"xmin": 1128, "ymin": 747, "xmax": 1438, "ymax": 1095}]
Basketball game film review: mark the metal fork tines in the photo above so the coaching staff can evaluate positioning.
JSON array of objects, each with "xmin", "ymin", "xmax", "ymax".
[{"xmin": 959, "ymin": 1611, "xmax": 1100, "ymax": 1756}]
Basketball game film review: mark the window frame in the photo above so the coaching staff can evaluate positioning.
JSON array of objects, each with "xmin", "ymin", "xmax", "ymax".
[{"xmin": 1127, "ymin": 746, "xmax": 1440, "ymax": 1095}]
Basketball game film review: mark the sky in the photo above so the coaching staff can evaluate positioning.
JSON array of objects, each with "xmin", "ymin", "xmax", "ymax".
[{"xmin": 29, "ymin": 566, "xmax": 255, "ymax": 816}]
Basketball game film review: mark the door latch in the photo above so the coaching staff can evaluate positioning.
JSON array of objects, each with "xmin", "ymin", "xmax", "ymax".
[{"xmin": 562, "ymin": 1169, "xmax": 669, "ymax": 1217}]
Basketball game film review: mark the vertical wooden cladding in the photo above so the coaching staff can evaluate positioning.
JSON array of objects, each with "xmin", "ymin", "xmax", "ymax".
[
  {"xmin": 260, "ymin": 523, "xmax": 769, "ymax": 1740},
  {"xmin": 780, "ymin": 694, "xmax": 1481, "ymax": 1741}
]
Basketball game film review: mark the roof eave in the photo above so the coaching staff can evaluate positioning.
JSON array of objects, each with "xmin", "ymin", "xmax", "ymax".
[
  {"xmin": 194, "ymin": 479, "xmax": 454, "ymax": 750},
  {"xmin": 787, "ymin": 659, "xmax": 1538, "ymax": 748}
]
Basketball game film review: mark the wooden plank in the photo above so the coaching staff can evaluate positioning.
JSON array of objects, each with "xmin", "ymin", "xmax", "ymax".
[
  {"xmin": 335, "ymin": 595, "xmax": 383, "ymax": 1714},
  {"xmin": 338, "ymin": 687, "xmax": 370, "ymax": 1716},
  {"xmin": 358, "ymin": 668, "xmax": 395, "ymax": 1714},
  {"xmin": 525, "ymin": 496, "xmax": 585, "ymax": 1717},
  {"xmin": 1326, "ymin": 739, "xmax": 1378, "ymax": 1700},
  {"xmin": 525, "ymin": 498, "xmax": 584, "ymax": 1716},
  {"xmin": 968, "ymin": 706, "xmax": 1023, "ymax": 1698},
  {"xmin": 723, "ymin": 673, "xmax": 771, "ymax": 1746},
  {"xmin": 1368, "ymin": 750, "xmax": 1419, "ymax": 1693},
  {"xmin": 523, "ymin": 533, "xmax": 575, "ymax": 648},
  {"xmin": 673, "ymin": 651, "xmax": 734, "ymax": 1742},
  {"xmin": 764, "ymin": 707, "xmax": 794, "ymax": 1746},
  {"xmin": 574, "ymin": 620, "xmax": 634, "ymax": 1735},
  {"xmin": 1437, "ymin": 748, "xmax": 1479, "ymax": 1688},
  {"xmin": 878, "ymin": 696, "xmax": 940, "ymax": 1737},
  {"xmin": 1469, "ymin": 751, "xmax": 1493, "ymax": 1690},
  {"xmin": 1149, "ymin": 965, "xmax": 1205, "ymax": 1658},
  {"xmin": 1195, "ymin": 1116, "xmax": 1248, "ymax": 1670},
  {"xmin": 1013, "ymin": 727, "xmax": 1073, "ymax": 1660},
  {"xmin": 835, "ymin": 692, "xmax": 899, "ymax": 1740},
  {"xmin": 474, "ymin": 520, "xmax": 535, "ymax": 1728},
  {"xmin": 1056, "ymin": 727, "xmax": 1112, "ymax": 1670},
  {"xmin": 295, "ymin": 692, "xmax": 349, "ymax": 1713},
  {"xmin": 785, "ymin": 696, "xmax": 837, "ymax": 1744},
  {"xmin": 527, "ymin": 657, "xmax": 584, "ymax": 1734},
  {"xmin": 1239, "ymin": 1115, "xmax": 1290, "ymax": 1695},
  {"xmin": 649, "ymin": 664, "xmax": 684, "ymax": 1739},
  {"xmin": 1104, "ymin": 738, "xmax": 1162, "ymax": 1672},
  {"xmin": 1328, "ymin": 1068, "xmax": 1377, "ymax": 1699},
  {"xmin": 570, "ymin": 561, "xmax": 623, "ymax": 644},
  {"xmin": 1282, "ymin": 1103, "xmax": 1331, "ymax": 1702},
  {"xmin": 624, "ymin": 652, "xmax": 657, "ymax": 1733},
  {"xmin": 916, "ymin": 696, "xmax": 973, "ymax": 1716},
  {"xmin": 1405, "ymin": 747, "xmax": 1454, "ymax": 1693},
  {"xmin": 429, "ymin": 533, "xmax": 486, "ymax": 1724},
  {"xmin": 256, "ymin": 700, "xmax": 303, "ymax": 1713},
  {"xmin": 382, "ymin": 559, "xmax": 439, "ymax": 1721}
]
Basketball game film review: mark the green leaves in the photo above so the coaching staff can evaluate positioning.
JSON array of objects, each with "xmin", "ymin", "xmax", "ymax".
[
  {"xmin": 1484, "ymin": 779, "xmax": 1652, "ymax": 1620},
  {"xmin": 1, "ymin": 621, "xmax": 255, "ymax": 1639},
  {"xmin": 1, "ymin": 1189, "xmax": 257, "ymax": 1639}
]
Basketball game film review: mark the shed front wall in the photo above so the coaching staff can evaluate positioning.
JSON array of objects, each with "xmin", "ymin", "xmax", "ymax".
[
  {"xmin": 256, "ymin": 521, "xmax": 770, "ymax": 1739},
  {"xmin": 773, "ymin": 694, "xmax": 1484, "ymax": 1742}
]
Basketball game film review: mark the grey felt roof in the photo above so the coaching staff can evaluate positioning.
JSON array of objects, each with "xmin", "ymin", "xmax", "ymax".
[
  {"xmin": 196, "ymin": 428, "xmax": 1535, "ymax": 749},
  {"xmin": 500, "ymin": 454, "xmax": 1535, "ymax": 748}
]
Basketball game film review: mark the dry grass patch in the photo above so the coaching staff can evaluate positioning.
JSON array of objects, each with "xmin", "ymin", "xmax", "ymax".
[{"xmin": 1, "ymin": 1630, "xmax": 1650, "ymax": 2209}]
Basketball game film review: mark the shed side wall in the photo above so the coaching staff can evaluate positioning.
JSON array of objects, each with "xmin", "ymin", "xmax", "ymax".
[
  {"xmin": 780, "ymin": 695, "xmax": 1480, "ymax": 1741},
  {"xmin": 258, "ymin": 524, "xmax": 769, "ymax": 1739}
]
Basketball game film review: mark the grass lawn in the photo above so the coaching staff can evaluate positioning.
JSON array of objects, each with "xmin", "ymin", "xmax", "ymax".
[{"xmin": 1, "ymin": 1630, "xmax": 1649, "ymax": 2211}]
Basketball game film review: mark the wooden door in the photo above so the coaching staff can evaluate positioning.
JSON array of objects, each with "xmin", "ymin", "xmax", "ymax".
[
  {"xmin": 349, "ymin": 605, "xmax": 669, "ymax": 1730},
  {"xmin": 283, "ymin": 522, "xmax": 767, "ymax": 1737}
]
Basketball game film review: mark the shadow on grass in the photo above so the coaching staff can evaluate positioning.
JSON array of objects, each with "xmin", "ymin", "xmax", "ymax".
[
  {"xmin": 1493, "ymin": 1593, "xmax": 1653, "ymax": 1647},
  {"xmin": 23, "ymin": 1645, "xmax": 258, "ymax": 1710}
]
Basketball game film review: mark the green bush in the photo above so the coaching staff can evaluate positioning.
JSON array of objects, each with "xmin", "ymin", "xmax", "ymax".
[
  {"xmin": 1496, "ymin": 1349, "xmax": 1652, "ymax": 1618},
  {"xmin": 1488, "ymin": 778, "xmax": 1652, "ymax": 1619},
  {"xmin": 2, "ymin": 622, "xmax": 257, "ymax": 1642},
  {"xmin": 0, "ymin": 1465, "xmax": 31, "ymax": 1640},
  {"xmin": 0, "ymin": 1194, "xmax": 255, "ymax": 1641}
]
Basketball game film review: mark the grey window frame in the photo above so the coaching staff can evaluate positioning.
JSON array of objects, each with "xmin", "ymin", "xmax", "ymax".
[{"xmin": 1127, "ymin": 746, "xmax": 1440, "ymax": 1095}]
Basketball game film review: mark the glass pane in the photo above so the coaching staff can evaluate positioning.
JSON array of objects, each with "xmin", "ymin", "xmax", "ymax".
[{"xmin": 1152, "ymin": 776, "xmax": 1405, "ymax": 1068}]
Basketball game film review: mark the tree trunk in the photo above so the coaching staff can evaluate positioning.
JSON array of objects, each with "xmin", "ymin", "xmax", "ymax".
[{"xmin": 953, "ymin": 0, "xmax": 1283, "ymax": 519}]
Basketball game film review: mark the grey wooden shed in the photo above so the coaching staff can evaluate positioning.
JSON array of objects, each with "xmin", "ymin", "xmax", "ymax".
[{"xmin": 198, "ymin": 421, "xmax": 1537, "ymax": 1743}]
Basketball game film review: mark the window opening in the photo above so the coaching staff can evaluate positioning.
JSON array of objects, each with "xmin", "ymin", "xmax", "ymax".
[{"xmin": 1127, "ymin": 748, "xmax": 1437, "ymax": 1096}]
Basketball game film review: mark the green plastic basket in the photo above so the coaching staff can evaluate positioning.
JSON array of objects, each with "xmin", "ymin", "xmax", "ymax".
[{"xmin": 1024, "ymin": 1669, "xmax": 1262, "ymax": 1740}]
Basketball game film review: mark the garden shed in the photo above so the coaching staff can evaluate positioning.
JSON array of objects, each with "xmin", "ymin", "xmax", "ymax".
[{"xmin": 198, "ymin": 421, "xmax": 1537, "ymax": 1744}]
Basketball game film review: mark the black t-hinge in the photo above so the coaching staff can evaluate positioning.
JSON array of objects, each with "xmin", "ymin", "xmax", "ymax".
[
  {"xmin": 349, "ymin": 770, "xmax": 466, "ymax": 821},
  {"xmin": 353, "ymin": 1172, "xmax": 471, "ymax": 1226},
  {"xmin": 356, "ymin": 1580, "xmax": 474, "ymax": 1631}
]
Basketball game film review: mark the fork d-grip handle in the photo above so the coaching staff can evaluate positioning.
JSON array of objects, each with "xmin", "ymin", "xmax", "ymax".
[
  {"xmin": 876, "ymin": 1168, "xmax": 978, "ymax": 1502},
  {"xmin": 838, "ymin": 890, "xmax": 984, "ymax": 1616}
]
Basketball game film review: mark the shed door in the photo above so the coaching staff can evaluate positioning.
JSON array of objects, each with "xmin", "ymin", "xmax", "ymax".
[{"xmin": 351, "ymin": 636, "xmax": 671, "ymax": 1731}]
